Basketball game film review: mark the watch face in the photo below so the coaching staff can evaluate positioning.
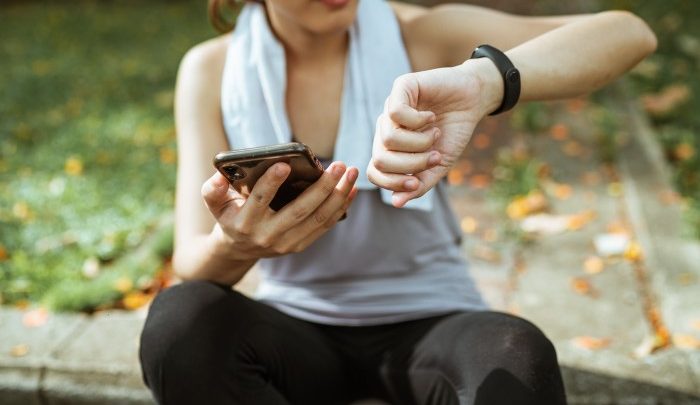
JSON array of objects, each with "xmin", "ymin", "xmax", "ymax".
[{"xmin": 507, "ymin": 69, "xmax": 520, "ymax": 84}]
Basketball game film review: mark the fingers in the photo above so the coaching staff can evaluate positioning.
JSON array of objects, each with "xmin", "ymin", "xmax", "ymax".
[
  {"xmin": 289, "ymin": 185, "xmax": 359, "ymax": 253},
  {"xmin": 238, "ymin": 163, "xmax": 290, "ymax": 219},
  {"xmin": 202, "ymin": 171, "xmax": 244, "ymax": 220},
  {"xmin": 283, "ymin": 167, "xmax": 358, "ymax": 240},
  {"xmin": 378, "ymin": 113, "xmax": 439, "ymax": 153},
  {"xmin": 371, "ymin": 149, "xmax": 442, "ymax": 175},
  {"xmin": 273, "ymin": 162, "xmax": 347, "ymax": 227},
  {"xmin": 387, "ymin": 74, "xmax": 435, "ymax": 130},
  {"xmin": 366, "ymin": 166, "xmax": 420, "ymax": 193}
]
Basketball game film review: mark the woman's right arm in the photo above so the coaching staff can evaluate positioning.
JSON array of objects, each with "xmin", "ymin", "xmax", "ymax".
[
  {"xmin": 172, "ymin": 37, "xmax": 358, "ymax": 286},
  {"xmin": 172, "ymin": 36, "xmax": 254, "ymax": 285}
]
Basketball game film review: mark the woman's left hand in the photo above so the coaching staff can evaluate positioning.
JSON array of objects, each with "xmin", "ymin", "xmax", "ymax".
[{"xmin": 367, "ymin": 59, "xmax": 502, "ymax": 207}]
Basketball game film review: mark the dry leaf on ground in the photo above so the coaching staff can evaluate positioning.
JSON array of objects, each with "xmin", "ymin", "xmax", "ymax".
[
  {"xmin": 641, "ymin": 84, "xmax": 690, "ymax": 117},
  {"xmin": 460, "ymin": 216, "xmax": 478, "ymax": 234},
  {"xmin": 570, "ymin": 277, "xmax": 596, "ymax": 297},
  {"xmin": 122, "ymin": 291, "xmax": 153, "ymax": 310},
  {"xmin": 673, "ymin": 334, "xmax": 700, "ymax": 350},
  {"xmin": 634, "ymin": 332, "xmax": 671, "ymax": 358},
  {"xmin": 583, "ymin": 256, "xmax": 605, "ymax": 274},
  {"xmin": 549, "ymin": 123, "xmax": 570, "ymax": 141},
  {"xmin": 22, "ymin": 308, "xmax": 48, "ymax": 328},
  {"xmin": 623, "ymin": 241, "xmax": 644, "ymax": 262},
  {"xmin": 10, "ymin": 344, "xmax": 29, "ymax": 357},
  {"xmin": 572, "ymin": 336, "xmax": 611, "ymax": 350}
]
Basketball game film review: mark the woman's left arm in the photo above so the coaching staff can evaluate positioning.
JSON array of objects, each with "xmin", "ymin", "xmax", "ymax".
[{"xmin": 370, "ymin": 5, "xmax": 656, "ymax": 207}]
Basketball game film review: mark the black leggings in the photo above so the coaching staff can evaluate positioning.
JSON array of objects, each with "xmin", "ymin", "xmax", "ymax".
[{"xmin": 139, "ymin": 281, "xmax": 567, "ymax": 405}]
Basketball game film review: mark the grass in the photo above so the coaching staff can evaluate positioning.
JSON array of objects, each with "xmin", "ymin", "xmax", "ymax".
[
  {"xmin": 602, "ymin": 0, "xmax": 700, "ymax": 237},
  {"xmin": 0, "ymin": 0, "xmax": 215, "ymax": 310}
]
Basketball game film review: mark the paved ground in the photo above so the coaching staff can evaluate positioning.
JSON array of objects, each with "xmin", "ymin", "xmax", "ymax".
[{"xmin": 2, "ymin": 95, "xmax": 699, "ymax": 404}]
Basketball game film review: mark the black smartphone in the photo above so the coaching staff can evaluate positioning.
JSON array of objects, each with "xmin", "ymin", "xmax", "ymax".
[{"xmin": 213, "ymin": 142, "xmax": 325, "ymax": 211}]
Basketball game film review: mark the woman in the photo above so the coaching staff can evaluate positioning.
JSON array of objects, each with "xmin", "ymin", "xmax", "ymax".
[{"xmin": 139, "ymin": 1, "xmax": 656, "ymax": 404}]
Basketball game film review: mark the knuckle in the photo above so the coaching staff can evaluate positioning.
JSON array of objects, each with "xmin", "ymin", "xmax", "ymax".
[
  {"xmin": 250, "ymin": 191, "xmax": 266, "ymax": 206},
  {"xmin": 271, "ymin": 243, "xmax": 288, "ymax": 256},
  {"xmin": 253, "ymin": 235, "xmax": 273, "ymax": 249},
  {"xmin": 313, "ymin": 211, "xmax": 328, "ymax": 225},
  {"xmin": 232, "ymin": 219, "xmax": 252, "ymax": 236},
  {"xmin": 320, "ymin": 182, "xmax": 335, "ymax": 196},
  {"xmin": 291, "ymin": 205, "xmax": 310, "ymax": 221},
  {"xmin": 371, "ymin": 157, "xmax": 385, "ymax": 172}
]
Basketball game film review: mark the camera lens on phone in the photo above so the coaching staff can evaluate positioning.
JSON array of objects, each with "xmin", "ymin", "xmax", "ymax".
[{"xmin": 223, "ymin": 165, "xmax": 245, "ymax": 180}]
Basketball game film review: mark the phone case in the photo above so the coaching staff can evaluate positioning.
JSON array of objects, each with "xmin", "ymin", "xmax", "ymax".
[{"xmin": 213, "ymin": 142, "xmax": 324, "ymax": 211}]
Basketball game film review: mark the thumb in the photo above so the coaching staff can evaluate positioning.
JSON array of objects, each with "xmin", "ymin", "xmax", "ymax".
[
  {"xmin": 387, "ymin": 73, "xmax": 436, "ymax": 130},
  {"xmin": 202, "ymin": 172, "xmax": 241, "ymax": 219}
]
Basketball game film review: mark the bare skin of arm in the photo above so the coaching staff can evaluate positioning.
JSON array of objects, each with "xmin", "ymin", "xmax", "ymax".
[
  {"xmin": 370, "ymin": 4, "xmax": 657, "ymax": 206},
  {"xmin": 172, "ymin": 36, "xmax": 358, "ymax": 285}
]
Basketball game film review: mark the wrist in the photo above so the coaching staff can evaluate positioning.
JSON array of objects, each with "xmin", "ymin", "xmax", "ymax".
[{"xmin": 459, "ymin": 58, "xmax": 504, "ymax": 118}]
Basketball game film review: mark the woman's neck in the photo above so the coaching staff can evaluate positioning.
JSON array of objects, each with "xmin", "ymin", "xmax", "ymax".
[{"xmin": 265, "ymin": 7, "xmax": 348, "ymax": 65}]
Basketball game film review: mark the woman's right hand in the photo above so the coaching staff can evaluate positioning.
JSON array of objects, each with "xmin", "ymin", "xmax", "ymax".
[{"xmin": 201, "ymin": 162, "xmax": 358, "ymax": 260}]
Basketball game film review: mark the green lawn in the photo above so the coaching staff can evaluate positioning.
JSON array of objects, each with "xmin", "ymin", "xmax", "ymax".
[
  {"xmin": 1, "ymin": 0, "xmax": 697, "ymax": 312},
  {"xmin": 0, "ymin": 0, "xmax": 214, "ymax": 310}
]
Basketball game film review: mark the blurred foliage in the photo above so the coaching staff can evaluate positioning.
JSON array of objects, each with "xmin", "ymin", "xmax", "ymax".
[
  {"xmin": 602, "ymin": 0, "xmax": 700, "ymax": 237},
  {"xmin": 0, "ymin": 0, "xmax": 213, "ymax": 310}
]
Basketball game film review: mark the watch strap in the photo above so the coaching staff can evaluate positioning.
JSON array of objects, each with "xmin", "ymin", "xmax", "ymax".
[{"xmin": 470, "ymin": 44, "xmax": 521, "ymax": 115}]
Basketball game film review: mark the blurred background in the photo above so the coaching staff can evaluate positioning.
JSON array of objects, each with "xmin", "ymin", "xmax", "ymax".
[{"xmin": 1, "ymin": 0, "xmax": 698, "ymax": 330}]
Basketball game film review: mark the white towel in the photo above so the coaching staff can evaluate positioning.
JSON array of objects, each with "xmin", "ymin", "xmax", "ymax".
[{"xmin": 220, "ymin": 0, "xmax": 433, "ymax": 210}]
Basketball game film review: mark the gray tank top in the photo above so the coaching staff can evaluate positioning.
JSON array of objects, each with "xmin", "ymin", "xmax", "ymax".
[{"xmin": 256, "ymin": 160, "xmax": 486, "ymax": 326}]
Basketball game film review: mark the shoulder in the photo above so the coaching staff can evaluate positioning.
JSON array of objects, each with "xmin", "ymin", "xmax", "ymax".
[
  {"xmin": 178, "ymin": 34, "xmax": 231, "ymax": 87},
  {"xmin": 388, "ymin": 1, "xmax": 447, "ymax": 70}
]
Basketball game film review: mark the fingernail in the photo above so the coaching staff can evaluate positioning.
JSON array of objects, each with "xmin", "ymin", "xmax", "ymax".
[
  {"xmin": 348, "ymin": 169, "xmax": 358, "ymax": 183},
  {"xmin": 404, "ymin": 179, "xmax": 417, "ymax": 190},
  {"xmin": 429, "ymin": 151, "xmax": 441, "ymax": 166},
  {"xmin": 433, "ymin": 127, "xmax": 440, "ymax": 141},
  {"xmin": 333, "ymin": 164, "xmax": 345, "ymax": 177},
  {"xmin": 275, "ymin": 164, "xmax": 289, "ymax": 178}
]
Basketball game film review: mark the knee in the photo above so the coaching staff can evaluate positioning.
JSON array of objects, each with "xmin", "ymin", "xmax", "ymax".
[
  {"xmin": 478, "ymin": 312, "xmax": 558, "ymax": 372},
  {"xmin": 139, "ymin": 281, "xmax": 243, "ymax": 387}
]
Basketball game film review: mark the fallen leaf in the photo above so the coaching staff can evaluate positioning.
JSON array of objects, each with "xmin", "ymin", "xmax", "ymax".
[
  {"xmin": 594, "ymin": 233, "xmax": 630, "ymax": 257},
  {"xmin": 567, "ymin": 210, "xmax": 596, "ymax": 231},
  {"xmin": 674, "ymin": 143, "xmax": 695, "ymax": 161},
  {"xmin": 606, "ymin": 221, "xmax": 629, "ymax": 235},
  {"xmin": 114, "ymin": 277, "xmax": 134, "ymax": 294},
  {"xmin": 506, "ymin": 191, "xmax": 548, "ymax": 220},
  {"xmin": 22, "ymin": 308, "xmax": 48, "ymax": 328},
  {"xmin": 607, "ymin": 182, "xmax": 624, "ymax": 197},
  {"xmin": 571, "ymin": 277, "xmax": 595, "ymax": 296},
  {"xmin": 160, "ymin": 148, "xmax": 177, "ymax": 164},
  {"xmin": 673, "ymin": 334, "xmax": 700, "ymax": 350},
  {"xmin": 469, "ymin": 174, "xmax": 491, "ymax": 189},
  {"xmin": 634, "ymin": 332, "xmax": 671, "ymax": 358},
  {"xmin": 473, "ymin": 133, "xmax": 491, "ymax": 149},
  {"xmin": 10, "ymin": 344, "xmax": 29, "ymax": 357},
  {"xmin": 460, "ymin": 216, "xmax": 478, "ymax": 234},
  {"xmin": 583, "ymin": 256, "xmax": 605, "ymax": 274},
  {"xmin": 641, "ymin": 84, "xmax": 690, "ymax": 117},
  {"xmin": 447, "ymin": 168, "xmax": 464, "ymax": 185},
  {"xmin": 566, "ymin": 98, "xmax": 587, "ymax": 113},
  {"xmin": 14, "ymin": 300, "xmax": 30, "ymax": 310},
  {"xmin": 12, "ymin": 201, "xmax": 31, "ymax": 220},
  {"xmin": 552, "ymin": 183, "xmax": 573, "ymax": 200},
  {"xmin": 549, "ymin": 123, "xmax": 570, "ymax": 141},
  {"xmin": 471, "ymin": 243, "xmax": 501, "ymax": 263},
  {"xmin": 623, "ymin": 241, "xmax": 644, "ymax": 262},
  {"xmin": 64, "ymin": 156, "xmax": 83, "ymax": 176},
  {"xmin": 572, "ymin": 336, "xmax": 610, "ymax": 350},
  {"xmin": 0, "ymin": 244, "xmax": 7, "ymax": 261},
  {"xmin": 122, "ymin": 291, "xmax": 153, "ymax": 310}
]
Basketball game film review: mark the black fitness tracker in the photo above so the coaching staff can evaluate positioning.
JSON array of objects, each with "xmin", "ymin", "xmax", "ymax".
[{"xmin": 470, "ymin": 44, "xmax": 521, "ymax": 115}]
